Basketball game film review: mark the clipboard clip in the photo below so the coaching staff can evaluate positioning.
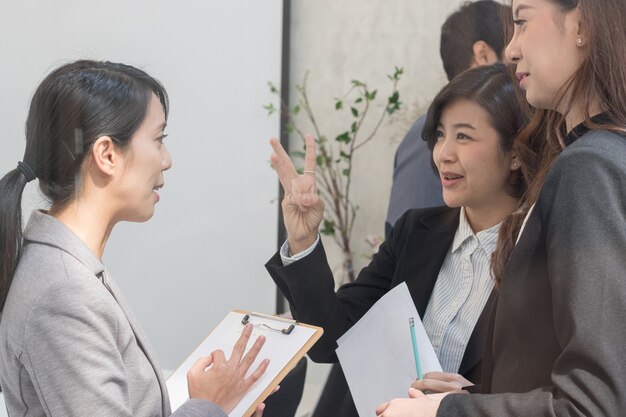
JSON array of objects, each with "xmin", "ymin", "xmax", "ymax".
[{"xmin": 241, "ymin": 312, "xmax": 298, "ymax": 335}]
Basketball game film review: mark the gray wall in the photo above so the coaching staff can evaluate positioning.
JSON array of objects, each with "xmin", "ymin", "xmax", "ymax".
[{"xmin": 0, "ymin": 0, "xmax": 282, "ymax": 369}]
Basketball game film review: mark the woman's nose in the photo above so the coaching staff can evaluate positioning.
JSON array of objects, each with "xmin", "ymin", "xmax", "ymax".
[
  {"xmin": 505, "ymin": 33, "xmax": 521, "ymax": 63},
  {"xmin": 435, "ymin": 137, "xmax": 456, "ymax": 165},
  {"xmin": 161, "ymin": 144, "xmax": 172, "ymax": 171}
]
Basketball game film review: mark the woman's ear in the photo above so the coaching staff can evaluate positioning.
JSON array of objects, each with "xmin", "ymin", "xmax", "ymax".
[
  {"xmin": 90, "ymin": 136, "xmax": 118, "ymax": 177},
  {"xmin": 510, "ymin": 155, "xmax": 521, "ymax": 171}
]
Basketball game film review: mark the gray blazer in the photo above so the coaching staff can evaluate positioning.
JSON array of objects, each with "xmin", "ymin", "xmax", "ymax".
[
  {"xmin": 0, "ymin": 211, "xmax": 226, "ymax": 417},
  {"xmin": 439, "ymin": 130, "xmax": 626, "ymax": 416}
]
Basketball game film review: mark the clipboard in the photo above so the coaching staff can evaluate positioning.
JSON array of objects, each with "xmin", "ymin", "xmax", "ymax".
[{"xmin": 166, "ymin": 309, "xmax": 323, "ymax": 417}]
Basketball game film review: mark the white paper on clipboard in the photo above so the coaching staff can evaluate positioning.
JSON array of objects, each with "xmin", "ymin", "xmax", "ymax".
[{"xmin": 166, "ymin": 311, "xmax": 319, "ymax": 417}]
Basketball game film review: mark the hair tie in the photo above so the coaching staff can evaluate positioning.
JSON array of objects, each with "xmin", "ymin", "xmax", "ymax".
[{"xmin": 17, "ymin": 161, "xmax": 36, "ymax": 182}]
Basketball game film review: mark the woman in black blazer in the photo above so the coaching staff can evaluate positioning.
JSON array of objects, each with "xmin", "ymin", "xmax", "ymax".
[
  {"xmin": 378, "ymin": 1, "xmax": 626, "ymax": 416},
  {"xmin": 266, "ymin": 64, "xmax": 535, "ymax": 417}
]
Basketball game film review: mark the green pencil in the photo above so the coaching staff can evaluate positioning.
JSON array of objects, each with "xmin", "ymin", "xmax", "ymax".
[{"xmin": 409, "ymin": 317, "xmax": 423, "ymax": 380}]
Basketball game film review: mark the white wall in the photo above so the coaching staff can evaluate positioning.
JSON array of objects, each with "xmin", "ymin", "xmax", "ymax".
[{"xmin": 0, "ymin": 0, "xmax": 282, "ymax": 369}]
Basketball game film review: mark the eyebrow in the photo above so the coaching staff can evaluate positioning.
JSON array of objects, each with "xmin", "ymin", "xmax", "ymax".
[
  {"xmin": 513, "ymin": 4, "xmax": 532, "ymax": 19},
  {"xmin": 452, "ymin": 123, "xmax": 476, "ymax": 130}
]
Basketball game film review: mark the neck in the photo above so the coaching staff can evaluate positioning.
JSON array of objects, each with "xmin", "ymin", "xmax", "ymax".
[
  {"xmin": 564, "ymin": 98, "xmax": 603, "ymax": 132},
  {"xmin": 464, "ymin": 195, "xmax": 518, "ymax": 233},
  {"xmin": 50, "ymin": 198, "xmax": 115, "ymax": 259}
]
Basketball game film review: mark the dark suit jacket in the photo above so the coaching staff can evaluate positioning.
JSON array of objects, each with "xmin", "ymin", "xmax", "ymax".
[
  {"xmin": 440, "ymin": 130, "xmax": 626, "ymax": 416},
  {"xmin": 266, "ymin": 206, "xmax": 495, "ymax": 417}
]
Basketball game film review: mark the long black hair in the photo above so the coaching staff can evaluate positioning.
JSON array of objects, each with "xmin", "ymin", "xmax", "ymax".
[{"xmin": 0, "ymin": 60, "xmax": 168, "ymax": 311}]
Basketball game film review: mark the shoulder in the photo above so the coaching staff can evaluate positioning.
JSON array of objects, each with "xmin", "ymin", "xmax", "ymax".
[
  {"xmin": 537, "ymin": 130, "xmax": 626, "ymax": 218},
  {"xmin": 543, "ymin": 130, "xmax": 626, "ymax": 191},
  {"xmin": 554, "ymin": 130, "xmax": 626, "ymax": 172},
  {"xmin": 4, "ymin": 243, "xmax": 115, "ymax": 337}
]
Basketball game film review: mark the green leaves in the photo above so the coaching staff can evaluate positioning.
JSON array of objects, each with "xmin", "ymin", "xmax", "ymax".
[
  {"xmin": 320, "ymin": 219, "xmax": 336, "ymax": 235},
  {"xmin": 335, "ymin": 131, "xmax": 351, "ymax": 144},
  {"xmin": 316, "ymin": 154, "xmax": 330, "ymax": 167},
  {"xmin": 387, "ymin": 66, "xmax": 404, "ymax": 82},
  {"xmin": 264, "ymin": 103, "xmax": 276, "ymax": 116},
  {"xmin": 386, "ymin": 91, "xmax": 401, "ymax": 115}
]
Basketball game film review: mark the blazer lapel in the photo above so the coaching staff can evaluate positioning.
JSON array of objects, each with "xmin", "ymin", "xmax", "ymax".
[
  {"xmin": 399, "ymin": 208, "xmax": 459, "ymax": 318},
  {"xmin": 101, "ymin": 270, "xmax": 172, "ymax": 416},
  {"xmin": 457, "ymin": 289, "xmax": 497, "ymax": 379}
]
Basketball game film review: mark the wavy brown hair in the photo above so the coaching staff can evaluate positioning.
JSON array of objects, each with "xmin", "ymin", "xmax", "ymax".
[{"xmin": 492, "ymin": 0, "xmax": 626, "ymax": 285}]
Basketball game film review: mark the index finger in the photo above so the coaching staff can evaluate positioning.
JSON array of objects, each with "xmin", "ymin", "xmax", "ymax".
[
  {"xmin": 269, "ymin": 137, "xmax": 298, "ymax": 192},
  {"xmin": 230, "ymin": 323, "xmax": 253, "ymax": 364}
]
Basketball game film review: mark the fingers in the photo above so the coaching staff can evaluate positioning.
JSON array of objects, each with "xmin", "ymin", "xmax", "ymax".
[
  {"xmin": 189, "ymin": 354, "xmax": 214, "ymax": 376},
  {"xmin": 284, "ymin": 177, "xmax": 321, "ymax": 208},
  {"xmin": 422, "ymin": 371, "xmax": 461, "ymax": 383},
  {"xmin": 269, "ymin": 137, "xmax": 298, "ymax": 192},
  {"xmin": 408, "ymin": 388, "xmax": 425, "ymax": 398},
  {"xmin": 252, "ymin": 402, "xmax": 265, "ymax": 417},
  {"xmin": 375, "ymin": 401, "xmax": 389, "ymax": 415},
  {"xmin": 303, "ymin": 135, "xmax": 317, "ymax": 174},
  {"xmin": 243, "ymin": 358, "xmax": 270, "ymax": 391},
  {"xmin": 230, "ymin": 323, "xmax": 253, "ymax": 363},
  {"xmin": 211, "ymin": 349, "xmax": 226, "ymax": 366},
  {"xmin": 412, "ymin": 378, "xmax": 464, "ymax": 394},
  {"xmin": 238, "ymin": 334, "xmax": 267, "ymax": 376}
]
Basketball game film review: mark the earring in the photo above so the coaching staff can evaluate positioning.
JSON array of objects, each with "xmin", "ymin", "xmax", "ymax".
[{"xmin": 576, "ymin": 38, "xmax": 582, "ymax": 47}]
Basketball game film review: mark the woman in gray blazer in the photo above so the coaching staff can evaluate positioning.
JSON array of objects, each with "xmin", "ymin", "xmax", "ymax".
[{"xmin": 0, "ymin": 60, "xmax": 268, "ymax": 417}]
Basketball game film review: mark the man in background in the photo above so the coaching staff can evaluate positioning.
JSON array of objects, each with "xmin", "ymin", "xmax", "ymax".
[{"xmin": 313, "ymin": 2, "xmax": 511, "ymax": 417}]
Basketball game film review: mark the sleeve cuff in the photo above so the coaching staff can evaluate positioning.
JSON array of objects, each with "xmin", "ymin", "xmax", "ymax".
[{"xmin": 280, "ymin": 235, "xmax": 321, "ymax": 266}]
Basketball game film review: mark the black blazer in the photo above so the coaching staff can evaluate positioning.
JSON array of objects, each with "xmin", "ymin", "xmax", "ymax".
[
  {"xmin": 266, "ymin": 206, "xmax": 495, "ymax": 416},
  {"xmin": 440, "ymin": 130, "xmax": 626, "ymax": 416}
]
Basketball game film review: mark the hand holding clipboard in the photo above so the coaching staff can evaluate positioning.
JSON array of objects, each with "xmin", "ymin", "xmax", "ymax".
[{"xmin": 167, "ymin": 310, "xmax": 323, "ymax": 417}]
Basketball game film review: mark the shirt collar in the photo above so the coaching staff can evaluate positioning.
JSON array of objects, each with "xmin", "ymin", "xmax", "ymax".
[
  {"xmin": 451, "ymin": 207, "xmax": 501, "ymax": 254},
  {"xmin": 564, "ymin": 112, "xmax": 614, "ymax": 147},
  {"xmin": 23, "ymin": 210, "xmax": 105, "ymax": 277}
]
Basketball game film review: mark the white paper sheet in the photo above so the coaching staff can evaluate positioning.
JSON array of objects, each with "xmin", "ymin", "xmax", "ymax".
[
  {"xmin": 336, "ymin": 282, "xmax": 442, "ymax": 417},
  {"xmin": 167, "ymin": 311, "xmax": 317, "ymax": 416}
]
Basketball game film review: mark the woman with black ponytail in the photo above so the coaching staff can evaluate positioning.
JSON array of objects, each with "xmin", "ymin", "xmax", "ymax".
[{"xmin": 0, "ymin": 60, "xmax": 268, "ymax": 417}]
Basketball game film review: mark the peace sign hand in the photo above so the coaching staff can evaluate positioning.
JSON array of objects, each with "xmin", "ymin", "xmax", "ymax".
[{"xmin": 270, "ymin": 135, "xmax": 325, "ymax": 254}]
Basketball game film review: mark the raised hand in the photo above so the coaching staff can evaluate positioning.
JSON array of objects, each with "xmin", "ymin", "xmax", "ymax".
[
  {"xmin": 186, "ymin": 323, "xmax": 269, "ymax": 414},
  {"xmin": 411, "ymin": 371, "xmax": 473, "ymax": 394},
  {"xmin": 270, "ymin": 135, "xmax": 325, "ymax": 254}
]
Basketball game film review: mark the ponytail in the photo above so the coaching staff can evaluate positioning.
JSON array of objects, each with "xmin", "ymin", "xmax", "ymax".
[{"xmin": 0, "ymin": 166, "xmax": 32, "ymax": 311}]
